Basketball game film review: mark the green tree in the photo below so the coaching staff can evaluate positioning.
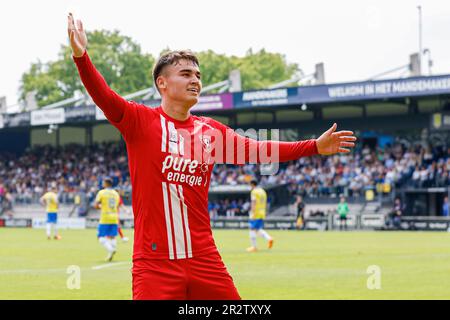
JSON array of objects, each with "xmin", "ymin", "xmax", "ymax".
[
  {"xmin": 195, "ymin": 48, "xmax": 299, "ymax": 92},
  {"xmin": 233, "ymin": 48, "xmax": 299, "ymax": 91},
  {"xmin": 21, "ymin": 31, "xmax": 299, "ymax": 108},
  {"xmin": 195, "ymin": 50, "xmax": 235, "ymax": 88},
  {"xmin": 20, "ymin": 30, "xmax": 155, "ymax": 107}
]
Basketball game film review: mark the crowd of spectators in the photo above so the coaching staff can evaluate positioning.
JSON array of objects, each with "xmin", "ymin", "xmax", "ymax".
[
  {"xmin": 212, "ymin": 137, "xmax": 449, "ymax": 199},
  {"xmin": 208, "ymin": 198, "xmax": 251, "ymax": 219},
  {"xmin": 0, "ymin": 142, "xmax": 131, "ymax": 209},
  {"xmin": 0, "ymin": 135, "xmax": 448, "ymax": 217}
]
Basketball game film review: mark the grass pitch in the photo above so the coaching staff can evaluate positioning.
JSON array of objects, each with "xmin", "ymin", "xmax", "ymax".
[{"xmin": 1, "ymin": 228, "xmax": 450, "ymax": 299}]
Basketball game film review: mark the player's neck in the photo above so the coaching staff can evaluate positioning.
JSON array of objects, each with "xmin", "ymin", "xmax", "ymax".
[{"xmin": 161, "ymin": 101, "xmax": 191, "ymax": 122}]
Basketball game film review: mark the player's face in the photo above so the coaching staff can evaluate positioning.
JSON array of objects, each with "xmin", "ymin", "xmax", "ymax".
[{"xmin": 160, "ymin": 59, "xmax": 202, "ymax": 107}]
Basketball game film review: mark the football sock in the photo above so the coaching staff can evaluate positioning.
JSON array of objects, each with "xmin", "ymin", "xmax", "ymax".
[
  {"xmin": 257, "ymin": 229, "xmax": 272, "ymax": 241},
  {"xmin": 110, "ymin": 238, "xmax": 117, "ymax": 252},
  {"xmin": 99, "ymin": 237, "xmax": 113, "ymax": 252},
  {"xmin": 46, "ymin": 224, "xmax": 51, "ymax": 237},
  {"xmin": 249, "ymin": 230, "xmax": 257, "ymax": 248}
]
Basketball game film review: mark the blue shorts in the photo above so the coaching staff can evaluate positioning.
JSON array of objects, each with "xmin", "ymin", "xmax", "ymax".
[
  {"xmin": 249, "ymin": 219, "xmax": 264, "ymax": 230},
  {"xmin": 47, "ymin": 213, "xmax": 58, "ymax": 224},
  {"xmin": 97, "ymin": 224, "xmax": 118, "ymax": 237}
]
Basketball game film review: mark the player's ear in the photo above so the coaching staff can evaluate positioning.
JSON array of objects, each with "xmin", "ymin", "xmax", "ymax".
[{"xmin": 157, "ymin": 76, "xmax": 166, "ymax": 90}]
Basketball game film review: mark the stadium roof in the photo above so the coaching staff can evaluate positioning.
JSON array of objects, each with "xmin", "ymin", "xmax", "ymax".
[{"xmin": 1, "ymin": 74, "xmax": 449, "ymax": 131}]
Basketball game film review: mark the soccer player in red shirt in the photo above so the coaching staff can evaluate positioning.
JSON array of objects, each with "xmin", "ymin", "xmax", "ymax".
[{"xmin": 68, "ymin": 13, "xmax": 356, "ymax": 300}]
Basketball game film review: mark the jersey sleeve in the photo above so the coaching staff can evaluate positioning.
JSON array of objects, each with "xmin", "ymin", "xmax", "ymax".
[
  {"xmin": 205, "ymin": 117, "xmax": 319, "ymax": 164},
  {"xmin": 73, "ymin": 51, "xmax": 153, "ymax": 141}
]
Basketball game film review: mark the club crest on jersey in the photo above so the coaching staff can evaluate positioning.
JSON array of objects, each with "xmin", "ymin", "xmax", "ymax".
[
  {"xmin": 201, "ymin": 136, "xmax": 212, "ymax": 153},
  {"xmin": 169, "ymin": 131, "xmax": 178, "ymax": 143}
]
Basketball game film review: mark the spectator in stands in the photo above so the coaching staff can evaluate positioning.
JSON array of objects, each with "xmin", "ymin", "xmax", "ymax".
[
  {"xmin": 1, "ymin": 188, "xmax": 14, "ymax": 219},
  {"xmin": 437, "ymin": 171, "xmax": 449, "ymax": 187},
  {"xmin": 443, "ymin": 196, "xmax": 449, "ymax": 217},
  {"xmin": 385, "ymin": 197, "xmax": 403, "ymax": 229},
  {"xmin": 208, "ymin": 202, "xmax": 218, "ymax": 219}
]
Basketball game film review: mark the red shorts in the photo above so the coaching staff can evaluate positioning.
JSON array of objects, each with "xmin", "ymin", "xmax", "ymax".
[{"xmin": 132, "ymin": 251, "xmax": 241, "ymax": 300}]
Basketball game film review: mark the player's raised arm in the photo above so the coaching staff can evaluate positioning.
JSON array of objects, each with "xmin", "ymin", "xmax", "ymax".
[
  {"xmin": 212, "ymin": 119, "xmax": 356, "ymax": 164},
  {"xmin": 68, "ymin": 13, "xmax": 87, "ymax": 58},
  {"xmin": 68, "ymin": 13, "xmax": 130, "ymax": 124}
]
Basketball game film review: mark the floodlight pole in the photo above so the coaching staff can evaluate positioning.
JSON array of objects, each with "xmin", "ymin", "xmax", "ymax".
[{"xmin": 417, "ymin": 5, "xmax": 423, "ymax": 76}]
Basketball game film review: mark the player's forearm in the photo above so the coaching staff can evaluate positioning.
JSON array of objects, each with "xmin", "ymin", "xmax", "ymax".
[
  {"xmin": 268, "ymin": 139, "xmax": 318, "ymax": 162},
  {"xmin": 73, "ymin": 51, "xmax": 127, "ymax": 123},
  {"xmin": 236, "ymin": 137, "xmax": 318, "ymax": 163}
]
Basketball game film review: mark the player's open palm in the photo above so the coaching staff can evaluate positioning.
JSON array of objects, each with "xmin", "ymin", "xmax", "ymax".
[
  {"xmin": 67, "ymin": 13, "xmax": 87, "ymax": 58},
  {"xmin": 316, "ymin": 123, "xmax": 357, "ymax": 155}
]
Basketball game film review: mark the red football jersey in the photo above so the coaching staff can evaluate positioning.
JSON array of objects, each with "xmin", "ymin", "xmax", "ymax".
[{"xmin": 74, "ymin": 52, "xmax": 318, "ymax": 261}]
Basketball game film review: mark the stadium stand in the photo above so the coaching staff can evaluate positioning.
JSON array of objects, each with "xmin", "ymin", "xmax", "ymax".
[
  {"xmin": 1, "ymin": 73, "xmax": 449, "ymax": 230},
  {"xmin": 0, "ymin": 135, "xmax": 448, "ymax": 221}
]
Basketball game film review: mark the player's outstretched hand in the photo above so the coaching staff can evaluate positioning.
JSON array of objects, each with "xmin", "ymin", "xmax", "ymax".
[
  {"xmin": 316, "ymin": 123, "xmax": 357, "ymax": 155},
  {"xmin": 67, "ymin": 13, "xmax": 87, "ymax": 58}
]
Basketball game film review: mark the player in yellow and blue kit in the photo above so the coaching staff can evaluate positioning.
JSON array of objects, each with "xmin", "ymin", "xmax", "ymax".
[
  {"xmin": 247, "ymin": 180, "xmax": 273, "ymax": 252},
  {"xmin": 94, "ymin": 177, "xmax": 120, "ymax": 261},
  {"xmin": 40, "ymin": 183, "xmax": 61, "ymax": 240}
]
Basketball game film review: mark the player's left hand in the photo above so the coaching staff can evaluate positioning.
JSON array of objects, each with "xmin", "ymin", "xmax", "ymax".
[{"xmin": 316, "ymin": 123, "xmax": 357, "ymax": 155}]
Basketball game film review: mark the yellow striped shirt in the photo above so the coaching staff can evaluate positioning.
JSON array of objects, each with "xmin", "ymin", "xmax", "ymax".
[
  {"xmin": 42, "ymin": 192, "xmax": 58, "ymax": 213},
  {"xmin": 95, "ymin": 189, "xmax": 120, "ymax": 224},
  {"xmin": 251, "ymin": 187, "xmax": 267, "ymax": 220}
]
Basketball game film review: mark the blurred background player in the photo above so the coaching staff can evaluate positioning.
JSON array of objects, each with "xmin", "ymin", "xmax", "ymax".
[
  {"xmin": 115, "ymin": 188, "xmax": 130, "ymax": 243},
  {"xmin": 295, "ymin": 194, "xmax": 306, "ymax": 230},
  {"xmin": 337, "ymin": 195, "xmax": 349, "ymax": 231},
  {"xmin": 68, "ymin": 184, "xmax": 90, "ymax": 218},
  {"xmin": 247, "ymin": 180, "xmax": 274, "ymax": 252},
  {"xmin": 40, "ymin": 183, "xmax": 61, "ymax": 240},
  {"xmin": 1, "ymin": 187, "xmax": 14, "ymax": 219},
  {"xmin": 94, "ymin": 178, "xmax": 120, "ymax": 261}
]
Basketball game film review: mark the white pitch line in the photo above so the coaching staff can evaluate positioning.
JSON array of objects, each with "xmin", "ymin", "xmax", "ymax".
[
  {"xmin": 0, "ymin": 268, "xmax": 67, "ymax": 274},
  {"xmin": 91, "ymin": 261, "xmax": 130, "ymax": 270},
  {"xmin": 0, "ymin": 262, "xmax": 131, "ymax": 274}
]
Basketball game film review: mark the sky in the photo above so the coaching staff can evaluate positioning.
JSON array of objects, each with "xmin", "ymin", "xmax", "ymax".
[{"xmin": 0, "ymin": 0, "xmax": 449, "ymax": 111}]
